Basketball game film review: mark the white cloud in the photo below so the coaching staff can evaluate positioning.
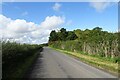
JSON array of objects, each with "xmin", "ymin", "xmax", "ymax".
[
  {"xmin": 0, "ymin": 15, "xmax": 11, "ymax": 28},
  {"xmin": 0, "ymin": 15, "xmax": 64, "ymax": 44},
  {"xmin": 90, "ymin": 2, "xmax": 111, "ymax": 12},
  {"xmin": 7, "ymin": 19, "xmax": 37, "ymax": 33},
  {"xmin": 53, "ymin": 3, "xmax": 61, "ymax": 11},
  {"xmin": 40, "ymin": 16, "xmax": 64, "ymax": 29}
]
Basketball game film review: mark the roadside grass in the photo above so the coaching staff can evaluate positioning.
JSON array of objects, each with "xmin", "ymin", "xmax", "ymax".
[
  {"xmin": 50, "ymin": 47, "xmax": 119, "ymax": 76},
  {"xmin": 3, "ymin": 51, "xmax": 40, "ymax": 79},
  {"xmin": 2, "ymin": 41, "xmax": 43, "ymax": 79},
  {"xmin": 11, "ymin": 51, "xmax": 40, "ymax": 78}
]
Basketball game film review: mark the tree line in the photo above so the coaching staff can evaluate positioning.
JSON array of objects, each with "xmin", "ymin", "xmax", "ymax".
[
  {"xmin": 49, "ymin": 28, "xmax": 77, "ymax": 41},
  {"xmin": 49, "ymin": 27, "xmax": 119, "ymax": 62}
]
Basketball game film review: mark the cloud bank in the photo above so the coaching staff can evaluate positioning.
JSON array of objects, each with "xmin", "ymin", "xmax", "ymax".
[
  {"xmin": 0, "ymin": 15, "xmax": 64, "ymax": 44},
  {"xmin": 90, "ymin": 2, "xmax": 112, "ymax": 12}
]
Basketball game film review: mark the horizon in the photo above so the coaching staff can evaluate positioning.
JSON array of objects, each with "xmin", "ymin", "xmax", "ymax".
[{"xmin": 0, "ymin": 2, "xmax": 118, "ymax": 44}]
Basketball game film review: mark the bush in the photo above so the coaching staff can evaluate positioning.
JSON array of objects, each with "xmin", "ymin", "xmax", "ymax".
[{"xmin": 2, "ymin": 41, "xmax": 43, "ymax": 78}]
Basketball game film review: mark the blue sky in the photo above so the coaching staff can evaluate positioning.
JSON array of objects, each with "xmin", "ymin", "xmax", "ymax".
[
  {"xmin": 2, "ymin": 2, "xmax": 118, "ymax": 32},
  {"xmin": 0, "ymin": 2, "xmax": 118, "ymax": 44}
]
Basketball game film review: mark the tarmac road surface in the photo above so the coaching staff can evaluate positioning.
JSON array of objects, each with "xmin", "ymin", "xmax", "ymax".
[{"xmin": 25, "ymin": 47, "xmax": 117, "ymax": 78}]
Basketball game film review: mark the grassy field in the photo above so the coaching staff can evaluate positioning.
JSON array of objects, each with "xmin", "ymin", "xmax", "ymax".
[{"xmin": 51, "ymin": 47, "xmax": 119, "ymax": 76}]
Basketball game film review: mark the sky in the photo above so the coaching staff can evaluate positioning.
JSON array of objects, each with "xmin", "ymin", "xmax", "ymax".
[{"xmin": 0, "ymin": 2, "xmax": 118, "ymax": 44}]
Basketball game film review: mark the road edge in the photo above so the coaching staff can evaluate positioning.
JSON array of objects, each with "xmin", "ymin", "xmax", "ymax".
[{"xmin": 49, "ymin": 47, "xmax": 119, "ymax": 78}]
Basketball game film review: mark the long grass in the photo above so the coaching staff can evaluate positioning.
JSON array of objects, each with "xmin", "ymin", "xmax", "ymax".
[
  {"xmin": 51, "ymin": 47, "xmax": 119, "ymax": 76},
  {"xmin": 2, "ymin": 41, "xmax": 43, "ymax": 78}
]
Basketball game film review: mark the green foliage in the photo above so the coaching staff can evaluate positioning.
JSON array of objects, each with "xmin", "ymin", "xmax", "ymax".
[
  {"xmin": 49, "ymin": 27, "xmax": 119, "ymax": 62},
  {"xmin": 41, "ymin": 43, "xmax": 48, "ymax": 47},
  {"xmin": 49, "ymin": 28, "xmax": 77, "ymax": 42},
  {"xmin": 2, "ymin": 41, "xmax": 43, "ymax": 78},
  {"xmin": 49, "ymin": 30, "xmax": 58, "ymax": 41},
  {"xmin": 59, "ymin": 28, "xmax": 68, "ymax": 41},
  {"xmin": 67, "ymin": 31, "xmax": 78, "ymax": 40}
]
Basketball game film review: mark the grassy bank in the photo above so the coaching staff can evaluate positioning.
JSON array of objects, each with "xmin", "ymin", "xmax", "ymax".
[
  {"xmin": 2, "ymin": 41, "xmax": 43, "ymax": 78},
  {"xmin": 10, "ymin": 51, "xmax": 41, "ymax": 78},
  {"xmin": 51, "ymin": 47, "xmax": 119, "ymax": 76}
]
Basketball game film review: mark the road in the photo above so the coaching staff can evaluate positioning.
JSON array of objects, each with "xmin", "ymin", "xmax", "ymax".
[{"xmin": 25, "ymin": 47, "xmax": 117, "ymax": 78}]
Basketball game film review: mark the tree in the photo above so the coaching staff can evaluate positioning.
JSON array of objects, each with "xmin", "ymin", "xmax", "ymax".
[
  {"xmin": 93, "ymin": 27, "xmax": 102, "ymax": 31},
  {"xmin": 49, "ymin": 27, "xmax": 119, "ymax": 60},
  {"xmin": 49, "ymin": 30, "xmax": 58, "ymax": 41},
  {"xmin": 74, "ymin": 29, "xmax": 82, "ymax": 40},
  {"xmin": 59, "ymin": 28, "xmax": 68, "ymax": 41},
  {"xmin": 66, "ymin": 31, "xmax": 78, "ymax": 40}
]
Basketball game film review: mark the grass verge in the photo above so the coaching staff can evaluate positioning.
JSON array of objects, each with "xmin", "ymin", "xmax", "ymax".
[
  {"xmin": 50, "ymin": 47, "xmax": 119, "ymax": 77},
  {"xmin": 11, "ymin": 51, "xmax": 40, "ymax": 78},
  {"xmin": 3, "ymin": 50, "xmax": 42, "ymax": 79}
]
